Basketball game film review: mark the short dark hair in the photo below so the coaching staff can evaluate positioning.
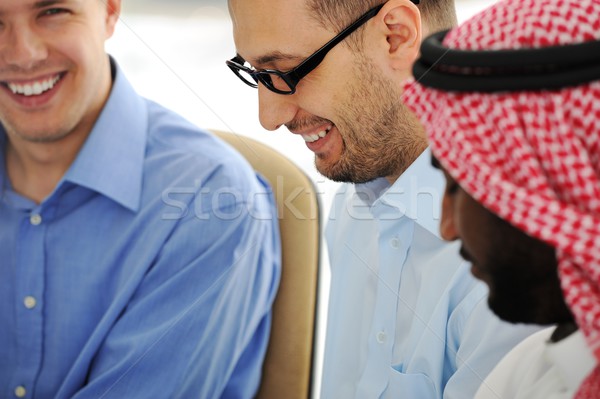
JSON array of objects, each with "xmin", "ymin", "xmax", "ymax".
[
  {"xmin": 417, "ymin": 0, "xmax": 458, "ymax": 32},
  {"xmin": 307, "ymin": 0, "xmax": 457, "ymax": 40}
]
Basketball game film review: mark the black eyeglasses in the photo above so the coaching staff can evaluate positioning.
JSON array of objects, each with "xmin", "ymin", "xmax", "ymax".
[{"xmin": 226, "ymin": 3, "xmax": 385, "ymax": 95}]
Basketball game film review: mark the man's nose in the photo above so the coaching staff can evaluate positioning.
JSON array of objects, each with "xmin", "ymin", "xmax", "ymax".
[
  {"xmin": 1, "ymin": 25, "xmax": 48, "ymax": 69},
  {"xmin": 257, "ymin": 83, "xmax": 298, "ymax": 131}
]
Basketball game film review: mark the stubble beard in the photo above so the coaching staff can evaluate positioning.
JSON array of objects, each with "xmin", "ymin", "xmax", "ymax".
[
  {"xmin": 316, "ymin": 56, "xmax": 426, "ymax": 184},
  {"xmin": 482, "ymin": 216, "xmax": 574, "ymax": 326}
]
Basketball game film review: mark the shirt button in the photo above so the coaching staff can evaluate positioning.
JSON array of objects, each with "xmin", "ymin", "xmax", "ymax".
[
  {"xmin": 30, "ymin": 214, "xmax": 42, "ymax": 226},
  {"xmin": 390, "ymin": 237, "xmax": 401, "ymax": 249},
  {"xmin": 24, "ymin": 296, "xmax": 37, "ymax": 309},
  {"xmin": 14, "ymin": 386, "xmax": 26, "ymax": 398},
  {"xmin": 376, "ymin": 331, "xmax": 387, "ymax": 344}
]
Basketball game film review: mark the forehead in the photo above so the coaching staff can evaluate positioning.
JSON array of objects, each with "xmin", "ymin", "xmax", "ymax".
[{"xmin": 229, "ymin": 0, "xmax": 333, "ymax": 65}]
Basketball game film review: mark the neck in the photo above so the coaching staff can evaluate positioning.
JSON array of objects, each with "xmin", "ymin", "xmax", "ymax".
[
  {"xmin": 385, "ymin": 135, "xmax": 428, "ymax": 184},
  {"xmin": 550, "ymin": 321, "xmax": 578, "ymax": 343},
  {"xmin": 5, "ymin": 129, "xmax": 90, "ymax": 204}
]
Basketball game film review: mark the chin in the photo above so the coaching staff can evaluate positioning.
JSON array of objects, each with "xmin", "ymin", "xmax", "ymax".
[
  {"xmin": 486, "ymin": 282, "xmax": 532, "ymax": 322},
  {"xmin": 15, "ymin": 130, "xmax": 71, "ymax": 144},
  {"xmin": 487, "ymin": 292, "xmax": 562, "ymax": 325},
  {"xmin": 489, "ymin": 302, "xmax": 539, "ymax": 324},
  {"xmin": 316, "ymin": 160, "xmax": 350, "ymax": 183}
]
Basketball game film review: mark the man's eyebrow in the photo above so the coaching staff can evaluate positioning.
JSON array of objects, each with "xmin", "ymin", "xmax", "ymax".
[
  {"xmin": 253, "ymin": 51, "xmax": 304, "ymax": 67},
  {"xmin": 431, "ymin": 155, "xmax": 441, "ymax": 169},
  {"xmin": 34, "ymin": 0, "xmax": 66, "ymax": 8}
]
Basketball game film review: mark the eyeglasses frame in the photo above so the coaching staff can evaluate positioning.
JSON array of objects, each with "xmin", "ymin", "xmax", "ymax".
[{"xmin": 226, "ymin": 3, "xmax": 386, "ymax": 95}]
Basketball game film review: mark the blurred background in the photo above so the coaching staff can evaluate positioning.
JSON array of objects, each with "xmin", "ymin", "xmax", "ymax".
[{"xmin": 107, "ymin": 1, "xmax": 498, "ymax": 396}]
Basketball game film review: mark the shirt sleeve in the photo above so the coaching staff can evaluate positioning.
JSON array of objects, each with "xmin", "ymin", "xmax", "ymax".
[{"xmin": 66, "ymin": 181, "xmax": 281, "ymax": 399}]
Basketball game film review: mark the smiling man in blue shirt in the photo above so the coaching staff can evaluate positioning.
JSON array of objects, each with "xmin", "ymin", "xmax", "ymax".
[
  {"xmin": 0, "ymin": 0, "xmax": 280, "ymax": 398},
  {"xmin": 226, "ymin": 0, "xmax": 539, "ymax": 397}
]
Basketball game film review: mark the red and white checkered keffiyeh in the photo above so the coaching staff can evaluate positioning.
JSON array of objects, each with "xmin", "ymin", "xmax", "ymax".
[{"xmin": 404, "ymin": 0, "xmax": 600, "ymax": 396}]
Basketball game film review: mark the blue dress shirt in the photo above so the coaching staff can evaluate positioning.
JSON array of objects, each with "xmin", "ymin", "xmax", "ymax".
[
  {"xmin": 0, "ymin": 59, "xmax": 281, "ymax": 399},
  {"xmin": 322, "ymin": 149, "xmax": 539, "ymax": 398}
]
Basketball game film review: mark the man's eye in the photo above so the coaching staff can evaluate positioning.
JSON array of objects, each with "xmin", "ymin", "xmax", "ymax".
[{"xmin": 41, "ymin": 8, "xmax": 68, "ymax": 17}]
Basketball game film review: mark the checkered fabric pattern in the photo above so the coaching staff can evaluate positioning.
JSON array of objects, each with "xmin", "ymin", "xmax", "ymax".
[{"xmin": 404, "ymin": 0, "xmax": 600, "ymax": 396}]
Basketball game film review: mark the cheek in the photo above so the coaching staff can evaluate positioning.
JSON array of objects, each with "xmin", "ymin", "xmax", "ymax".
[
  {"xmin": 51, "ymin": 31, "xmax": 99, "ymax": 66},
  {"xmin": 456, "ymin": 197, "xmax": 500, "ymax": 261},
  {"xmin": 452, "ymin": 193, "xmax": 485, "ymax": 248},
  {"xmin": 295, "ymin": 80, "xmax": 337, "ymax": 115}
]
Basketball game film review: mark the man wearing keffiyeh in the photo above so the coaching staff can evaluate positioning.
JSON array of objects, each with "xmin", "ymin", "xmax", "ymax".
[{"xmin": 405, "ymin": 0, "xmax": 600, "ymax": 397}]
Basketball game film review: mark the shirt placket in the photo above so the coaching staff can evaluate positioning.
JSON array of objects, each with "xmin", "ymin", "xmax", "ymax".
[
  {"xmin": 356, "ymin": 208, "xmax": 412, "ymax": 398},
  {"xmin": 11, "ymin": 206, "xmax": 48, "ymax": 399}
]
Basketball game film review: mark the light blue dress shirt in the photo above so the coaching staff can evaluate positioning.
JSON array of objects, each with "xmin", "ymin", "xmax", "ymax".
[
  {"xmin": 0, "ymin": 59, "xmax": 281, "ymax": 399},
  {"xmin": 322, "ymin": 148, "xmax": 539, "ymax": 398}
]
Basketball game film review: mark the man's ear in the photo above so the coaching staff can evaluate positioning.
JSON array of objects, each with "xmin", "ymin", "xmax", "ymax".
[
  {"xmin": 372, "ymin": 0, "xmax": 422, "ymax": 72},
  {"xmin": 103, "ymin": 0, "xmax": 122, "ymax": 39}
]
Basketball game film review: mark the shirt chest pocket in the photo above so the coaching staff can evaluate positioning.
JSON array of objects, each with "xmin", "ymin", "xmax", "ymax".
[{"xmin": 384, "ymin": 367, "xmax": 438, "ymax": 399}]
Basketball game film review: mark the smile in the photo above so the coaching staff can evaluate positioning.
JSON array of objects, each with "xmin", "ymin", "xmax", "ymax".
[
  {"xmin": 302, "ymin": 127, "xmax": 331, "ymax": 143},
  {"xmin": 4, "ymin": 74, "xmax": 62, "ymax": 97}
]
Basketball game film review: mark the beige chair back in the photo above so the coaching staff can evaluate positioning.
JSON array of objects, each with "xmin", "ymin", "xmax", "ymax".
[{"xmin": 211, "ymin": 130, "xmax": 320, "ymax": 399}]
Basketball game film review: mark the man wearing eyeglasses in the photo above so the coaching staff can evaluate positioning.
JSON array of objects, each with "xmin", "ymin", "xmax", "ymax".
[{"xmin": 227, "ymin": 0, "xmax": 537, "ymax": 397}]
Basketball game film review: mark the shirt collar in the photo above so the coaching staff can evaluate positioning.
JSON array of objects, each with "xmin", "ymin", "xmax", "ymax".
[
  {"xmin": 365, "ymin": 148, "xmax": 445, "ymax": 237},
  {"xmin": 545, "ymin": 329, "xmax": 597, "ymax": 392},
  {"xmin": 64, "ymin": 57, "xmax": 147, "ymax": 212}
]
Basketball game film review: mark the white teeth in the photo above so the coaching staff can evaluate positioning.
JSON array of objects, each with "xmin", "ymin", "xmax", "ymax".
[
  {"xmin": 302, "ymin": 128, "xmax": 331, "ymax": 143},
  {"xmin": 7, "ymin": 75, "xmax": 61, "ymax": 96}
]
